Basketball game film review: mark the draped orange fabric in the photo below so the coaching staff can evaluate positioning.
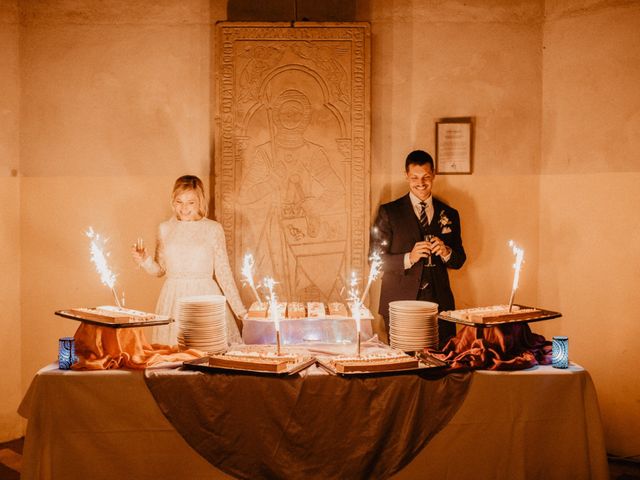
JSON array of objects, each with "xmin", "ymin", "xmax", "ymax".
[
  {"xmin": 72, "ymin": 323, "xmax": 204, "ymax": 370},
  {"xmin": 429, "ymin": 323, "xmax": 553, "ymax": 371}
]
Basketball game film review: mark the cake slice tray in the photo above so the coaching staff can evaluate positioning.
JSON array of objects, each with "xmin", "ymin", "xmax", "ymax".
[
  {"xmin": 437, "ymin": 305, "xmax": 561, "ymax": 327},
  {"xmin": 182, "ymin": 355, "xmax": 316, "ymax": 376},
  {"xmin": 315, "ymin": 352, "xmax": 447, "ymax": 377},
  {"xmin": 55, "ymin": 309, "xmax": 173, "ymax": 328}
]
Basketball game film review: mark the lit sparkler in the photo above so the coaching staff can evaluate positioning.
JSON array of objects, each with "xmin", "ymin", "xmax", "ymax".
[
  {"xmin": 360, "ymin": 250, "xmax": 382, "ymax": 303},
  {"xmin": 86, "ymin": 227, "xmax": 123, "ymax": 308},
  {"xmin": 508, "ymin": 240, "xmax": 525, "ymax": 312},
  {"xmin": 263, "ymin": 276, "xmax": 281, "ymax": 355},
  {"xmin": 241, "ymin": 253, "xmax": 263, "ymax": 307},
  {"xmin": 348, "ymin": 271, "xmax": 363, "ymax": 356}
]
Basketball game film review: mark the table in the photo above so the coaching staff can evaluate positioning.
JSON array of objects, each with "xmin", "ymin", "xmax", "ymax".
[{"xmin": 18, "ymin": 363, "xmax": 609, "ymax": 480}]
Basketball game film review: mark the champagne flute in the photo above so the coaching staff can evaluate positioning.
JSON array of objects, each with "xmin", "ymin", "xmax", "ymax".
[
  {"xmin": 424, "ymin": 234, "xmax": 436, "ymax": 267},
  {"xmin": 133, "ymin": 237, "xmax": 146, "ymax": 268},
  {"xmin": 135, "ymin": 237, "xmax": 145, "ymax": 254}
]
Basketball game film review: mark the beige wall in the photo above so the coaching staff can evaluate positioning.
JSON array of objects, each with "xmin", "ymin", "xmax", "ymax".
[
  {"xmin": 535, "ymin": 0, "xmax": 640, "ymax": 457},
  {"xmin": 3, "ymin": 0, "xmax": 639, "ymax": 458},
  {"xmin": 364, "ymin": 0, "xmax": 543, "ymax": 323},
  {"xmin": 0, "ymin": 0, "xmax": 23, "ymax": 443},
  {"xmin": 18, "ymin": 0, "xmax": 214, "ymax": 397}
]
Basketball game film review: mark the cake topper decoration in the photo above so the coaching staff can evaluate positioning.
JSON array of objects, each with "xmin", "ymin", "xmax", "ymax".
[
  {"xmin": 348, "ymin": 271, "xmax": 363, "ymax": 356},
  {"xmin": 360, "ymin": 250, "xmax": 382, "ymax": 304},
  {"xmin": 508, "ymin": 240, "xmax": 524, "ymax": 312},
  {"xmin": 241, "ymin": 253, "xmax": 263, "ymax": 307},
  {"xmin": 86, "ymin": 227, "xmax": 124, "ymax": 308},
  {"xmin": 262, "ymin": 276, "xmax": 282, "ymax": 355}
]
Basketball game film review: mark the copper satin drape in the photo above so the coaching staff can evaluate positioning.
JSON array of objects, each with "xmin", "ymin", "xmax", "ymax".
[
  {"xmin": 431, "ymin": 323, "xmax": 553, "ymax": 370},
  {"xmin": 72, "ymin": 323, "xmax": 203, "ymax": 370},
  {"xmin": 144, "ymin": 367, "xmax": 472, "ymax": 480}
]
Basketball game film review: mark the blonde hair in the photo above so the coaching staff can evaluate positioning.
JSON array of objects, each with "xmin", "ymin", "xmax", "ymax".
[{"xmin": 171, "ymin": 175, "xmax": 208, "ymax": 219}]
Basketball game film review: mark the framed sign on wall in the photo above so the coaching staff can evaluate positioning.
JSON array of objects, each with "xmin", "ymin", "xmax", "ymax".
[{"xmin": 435, "ymin": 117, "xmax": 473, "ymax": 174}]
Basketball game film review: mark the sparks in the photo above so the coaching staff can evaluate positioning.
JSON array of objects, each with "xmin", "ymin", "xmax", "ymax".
[
  {"xmin": 86, "ymin": 227, "xmax": 122, "ymax": 308},
  {"xmin": 360, "ymin": 250, "xmax": 383, "ymax": 303},
  {"xmin": 348, "ymin": 271, "xmax": 362, "ymax": 332},
  {"xmin": 262, "ymin": 277, "xmax": 279, "ymax": 329},
  {"xmin": 509, "ymin": 240, "xmax": 525, "ymax": 291},
  {"xmin": 348, "ymin": 271, "xmax": 363, "ymax": 356},
  {"xmin": 241, "ymin": 253, "xmax": 262, "ymax": 306},
  {"xmin": 508, "ymin": 240, "xmax": 525, "ymax": 311},
  {"xmin": 263, "ymin": 276, "xmax": 281, "ymax": 354}
]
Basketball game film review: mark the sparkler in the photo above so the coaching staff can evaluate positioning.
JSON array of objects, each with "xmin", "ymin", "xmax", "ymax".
[
  {"xmin": 263, "ymin": 276, "xmax": 281, "ymax": 355},
  {"xmin": 360, "ymin": 250, "xmax": 382, "ymax": 303},
  {"xmin": 348, "ymin": 271, "xmax": 363, "ymax": 356},
  {"xmin": 241, "ymin": 253, "xmax": 263, "ymax": 307},
  {"xmin": 508, "ymin": 240, "xmax": 525, "ymax": 312},
  {"xmin": 86, "ymin": 227, "xmax": 123, "ymax": 308}
]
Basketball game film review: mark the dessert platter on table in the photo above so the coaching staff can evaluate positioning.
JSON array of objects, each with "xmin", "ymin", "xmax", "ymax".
[
  {"xmin": 182, "ymin": 346, "xmax": 316, "ymax": 376},
  {"xmin": 55, "ymin": 306, "xmax": 173, "ymax": 328},
  {"xmin": 182, "ymin": 343, "xmax": 448, "ymax": 377},
  {"xmin": 438, "ymin": 304, "xmax": 561, "ymax": 329},
  {"xmin": 316, "ymin": 348, "xmax": 447, "ymax": 376}
]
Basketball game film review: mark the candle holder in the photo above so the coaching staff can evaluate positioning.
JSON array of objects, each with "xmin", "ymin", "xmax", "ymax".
[
  {"xmin": 58, "ymin": 336, "xmax": 77, "ymax": 370},
  {"xmin": 552, "ymin": 336, "xmax": 569, "ymax": 369}
]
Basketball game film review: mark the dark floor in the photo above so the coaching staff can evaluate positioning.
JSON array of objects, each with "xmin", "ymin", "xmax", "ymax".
[
  {"xmin": 0, "ymin": 437, "xmax": 22, "ymax": 480},
  {"xmin": 1, "ymin": 436, "xmax": 639, "ymax": 479}
]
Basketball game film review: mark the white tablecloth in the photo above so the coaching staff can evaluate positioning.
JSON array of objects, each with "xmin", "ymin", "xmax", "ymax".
[{"xmin": 18, "ymin": 363, "xmax": 609, "ymax": 480}]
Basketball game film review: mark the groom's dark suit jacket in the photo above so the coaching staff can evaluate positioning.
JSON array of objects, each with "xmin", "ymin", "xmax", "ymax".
[{"xmin": 371, "ymin": 194, "xmax": 466, "ymax": 318}]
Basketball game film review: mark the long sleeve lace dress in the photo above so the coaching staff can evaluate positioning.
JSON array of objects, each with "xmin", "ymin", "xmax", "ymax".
[{"xmin": 141, "ymin": 217, "xmax": 246, "ymax": 345}]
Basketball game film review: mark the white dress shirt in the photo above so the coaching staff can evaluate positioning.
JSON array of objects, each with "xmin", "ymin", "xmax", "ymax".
[{"xmin": 404, "ymin": 193, "xmax": 450, "ymax": 269}]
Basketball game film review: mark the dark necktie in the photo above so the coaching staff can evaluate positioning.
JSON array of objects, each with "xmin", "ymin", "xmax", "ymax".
[{"xmin": 419, "ymin": 201, "xmax": 429, "ymax": 231}]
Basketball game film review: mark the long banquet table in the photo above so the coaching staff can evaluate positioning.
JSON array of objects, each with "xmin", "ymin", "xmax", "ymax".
[{"xmin": 18, "ymin": 362, "xmax": 609, "ymax": 480}]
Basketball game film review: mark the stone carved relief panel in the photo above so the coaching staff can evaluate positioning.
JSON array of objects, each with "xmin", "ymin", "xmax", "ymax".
[{"xmin": 215, "ymin": 22, "xmax": 370, "ymax": 304}]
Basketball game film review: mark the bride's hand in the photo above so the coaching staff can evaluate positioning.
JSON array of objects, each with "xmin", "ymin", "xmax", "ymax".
[{"xmin": 131, "ymin": 244, "xmax": 148, "ymax": 266}]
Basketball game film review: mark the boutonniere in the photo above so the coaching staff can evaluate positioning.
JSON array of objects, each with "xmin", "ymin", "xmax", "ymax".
[{"xmin": 438, "ymin": 210, "xmax": 452, "ymax": 234}]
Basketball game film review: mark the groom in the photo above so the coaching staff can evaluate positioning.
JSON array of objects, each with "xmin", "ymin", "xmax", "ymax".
[{"xmin": 371, "ymin": 150, "xmax": 466, "ymax": 347}]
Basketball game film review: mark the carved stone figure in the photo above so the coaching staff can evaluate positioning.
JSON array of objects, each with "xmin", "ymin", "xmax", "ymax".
[{"xmin": 216, "ymin": 23, "xmax": 370, "ymax": 304}]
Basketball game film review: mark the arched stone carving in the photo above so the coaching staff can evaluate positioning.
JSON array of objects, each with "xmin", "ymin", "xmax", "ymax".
[{"xmin": 215, "ymin": 22, "xmax": 370, "ymax": 304}]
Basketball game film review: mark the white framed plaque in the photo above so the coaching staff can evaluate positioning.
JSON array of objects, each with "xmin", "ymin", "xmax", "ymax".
[{"xmin": 435, "ymin": 117, "xmax": 473, "ymax": 174}]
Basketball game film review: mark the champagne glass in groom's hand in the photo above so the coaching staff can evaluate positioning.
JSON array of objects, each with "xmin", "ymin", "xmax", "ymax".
[{"xmin": 424, "ymin": 235, "xmax": 436, "ymax": 267}]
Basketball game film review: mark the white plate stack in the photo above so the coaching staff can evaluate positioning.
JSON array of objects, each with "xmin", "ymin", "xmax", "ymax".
[
  {"xmin": 388, "ymin": 300, "xmax": 439, "ymax": 351},
  {"xmin": 176, "ymin": 295, "xmax": 227, "ymax": 354}
]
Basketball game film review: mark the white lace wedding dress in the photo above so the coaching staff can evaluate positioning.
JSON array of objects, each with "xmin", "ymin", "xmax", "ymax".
[{"xmin": 141, "ymin": 217, "xmax": 246, "ymax": 345}]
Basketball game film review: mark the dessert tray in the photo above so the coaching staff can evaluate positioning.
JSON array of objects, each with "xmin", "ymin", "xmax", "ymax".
[
  {"xmin": 182, "ymin": 351, "xmax": 316, "ymax": 376},
  {"xmin": 316, "ymin": 351, "xmax": 447, "ymax": 376},
  {"xmin": 438, "ymin": 304, "xmax": 561, "ymax": 327},
  {"xmin": 55, "ymin": 307, "xmax": 173, "ymax": 328}
]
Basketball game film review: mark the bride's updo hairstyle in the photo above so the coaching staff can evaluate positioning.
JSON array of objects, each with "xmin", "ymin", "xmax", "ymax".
[{"xmin": 172, "ymin": 175, "xmax": 208, "ymax": 219}]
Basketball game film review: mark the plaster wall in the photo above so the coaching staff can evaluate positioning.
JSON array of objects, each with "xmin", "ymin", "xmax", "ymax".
[
  {"xmin": 0, "ymin": 0, "xmax": 23, "ymax": 442},
  {"xmin": 18, "ymin": 0, "xmax": 214, "ymax": 393},
  {"xmin": 536, "ymin": 0, "xmax": 640, "ymax": 457},
  {"xmin": 363, "ymin": 0, "xmax": 543, "ymax": 325}
]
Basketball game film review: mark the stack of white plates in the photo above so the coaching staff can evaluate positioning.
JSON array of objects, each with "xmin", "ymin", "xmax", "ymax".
[
  {"xmin": 176, "ymin": 295, "xmax": 227, "ymax": 354},
  {"xmin": 388, "ymin": 300, "xmax": 439, "ymax": 351}
]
